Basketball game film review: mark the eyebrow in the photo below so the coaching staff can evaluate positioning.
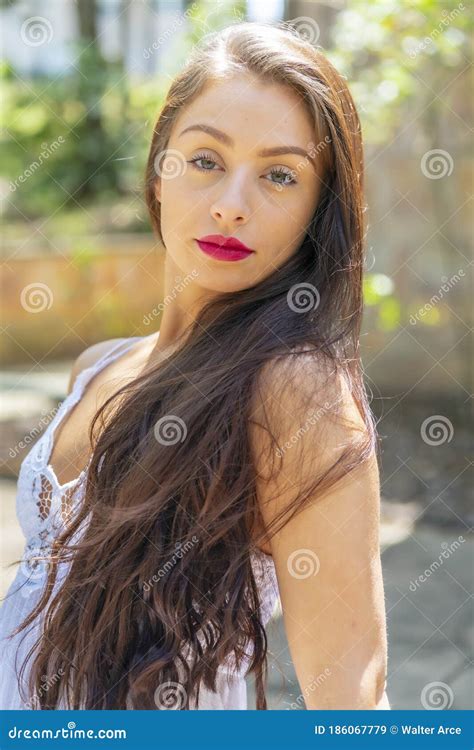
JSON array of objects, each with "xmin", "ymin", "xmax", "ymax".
[{"xmin": 178, "ymin": 123, "xmax": 312, "ymax": 162}]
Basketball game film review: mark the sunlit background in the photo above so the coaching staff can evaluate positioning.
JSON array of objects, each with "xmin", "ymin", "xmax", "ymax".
[{"xmin": 0, "ymin": 0, "xmax": 472, "ymax": 710}]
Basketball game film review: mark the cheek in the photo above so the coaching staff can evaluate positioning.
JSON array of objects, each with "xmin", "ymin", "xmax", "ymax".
[{"xmin": 160, "ymin": 179, "xmax": 192, "ymax": 236}]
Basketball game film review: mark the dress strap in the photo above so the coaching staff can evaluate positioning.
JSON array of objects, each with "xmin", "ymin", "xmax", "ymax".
[{"xmin": 82, "ymin": 336, "xmax": 141, "ymax": 381}]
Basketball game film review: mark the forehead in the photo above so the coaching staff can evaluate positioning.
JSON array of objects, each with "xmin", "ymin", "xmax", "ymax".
[{"xmin": 171, "ymin": 73, "xmax": 316, "ymax": 150}]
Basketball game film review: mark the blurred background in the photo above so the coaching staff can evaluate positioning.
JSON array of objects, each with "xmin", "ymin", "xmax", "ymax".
[{"xmin": 0, "ymin": 0, "xmax": 472, "ymax": 710}]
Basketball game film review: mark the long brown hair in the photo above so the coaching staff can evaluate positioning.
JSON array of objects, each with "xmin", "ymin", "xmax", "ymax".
[{"xmin": 11, "ymin": 21, "xmax": 375, "ymax": 710}]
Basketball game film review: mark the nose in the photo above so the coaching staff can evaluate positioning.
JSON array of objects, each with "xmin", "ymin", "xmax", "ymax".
[{"xmin": 209, "ymin": 172, "xmax": 251, "ymax": 226}]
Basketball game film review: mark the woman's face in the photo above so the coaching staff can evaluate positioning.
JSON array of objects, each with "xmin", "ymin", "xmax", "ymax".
[{"xmin": 155, "ymin": 72, "xmax": 325, "ymax": 293}]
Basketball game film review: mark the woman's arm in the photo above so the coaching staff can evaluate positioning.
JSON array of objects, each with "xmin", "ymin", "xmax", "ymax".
[{"xmin": 249, "ymin": 355, "xmax": 390, "ymax": 710}]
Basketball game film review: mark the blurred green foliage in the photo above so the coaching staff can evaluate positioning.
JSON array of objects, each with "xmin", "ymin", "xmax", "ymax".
[
  {"xmin": 1, "ymin": 0, "xmax": 245, "ymax": 230},
  {"xmin": 1, "ymin": 0, "xmax": 471, "ymax": 334},
  {"xmin": 327, "ymin": 0, "xmax": 472, "ymax": 143},
  {"xmin": 2, "ymin": 0, "xmax": 470, "ymax": 218}
]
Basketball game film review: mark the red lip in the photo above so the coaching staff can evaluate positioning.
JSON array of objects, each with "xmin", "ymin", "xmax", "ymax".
[{"xmin": 196, "ymin": 235, "xmax": 255, "ymax": 262}]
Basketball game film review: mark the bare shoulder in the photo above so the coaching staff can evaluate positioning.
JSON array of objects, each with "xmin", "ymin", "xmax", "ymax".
[
  {"xmin": 250, "ymin": 348, "xmax": 367, "ymax": 451},
  {"xmin": 67, "ymin": 337, "xmax": 130, "ymax": 395},
  {"xmin": 248, "ymin": 351, "xmax": 387, "ymax": 709}
]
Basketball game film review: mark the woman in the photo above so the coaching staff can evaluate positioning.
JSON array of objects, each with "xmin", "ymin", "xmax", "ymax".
[{"xmin": 1, "ymin": 21, "xmax": 390, "ymax": 710}]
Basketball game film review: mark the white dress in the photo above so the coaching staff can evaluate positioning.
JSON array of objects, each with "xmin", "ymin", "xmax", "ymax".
[{"xmin": 0, "ymin": 335, "xmax": 280, "ymax": 710}]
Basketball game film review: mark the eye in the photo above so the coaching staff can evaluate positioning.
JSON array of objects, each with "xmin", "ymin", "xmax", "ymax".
[
  {"xmin": 188, "ymin": 152, "xmax": 220, "ymax": 172},
  {"xmin": 266, "ymin": 167, "xmax": 297, "ymax": 187}
]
